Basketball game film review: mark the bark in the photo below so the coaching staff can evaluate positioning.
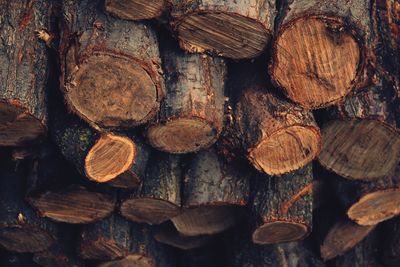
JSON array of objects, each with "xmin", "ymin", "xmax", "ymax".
[
  {"xmin": 0, "ymin": 0, "xmax": 52, "ymax": 146},
  {"xmin": 251, "ymin": 164, "xmax": 313, "ymax": 244},
  {"xmin": 318, "ymin": 79, "xmax": 400, "ymax": 181},
  {"xmin": 60, "ymin": 0, "xmax": 164, "ymax": 129},
  {"xmin": 105, "ymin": 0, "xmax": 167, "ymax": 20},
  {"xmin": 169, "ymin": 0, "xmax": 277, "ymax": 59},
  {"xmin": 120, "ymin": 152, "xmax": 181, "ymax": 225},
  {"xmin": 0, "ymin": 160, "xmax": 57, "ymax": 253},
  {"xmin": 147, "ymin": 39, "xmax": 225, "ymax": 154},
  {"xmin": 270, "ymin": 0, "xmax": 374, "ymax": 108}
]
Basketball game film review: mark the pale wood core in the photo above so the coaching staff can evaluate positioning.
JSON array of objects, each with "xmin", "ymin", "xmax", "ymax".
[
  {"xmin": 319, "ymin": 120, "xmax": 400, "ymax": 180},
  {"xmin": 272, "ymin": 17, "xmax": 361, "ymax": 108},
  {"xmin": 98, "ymin": 254, "xmax": 155, "ymax": 267},
  {"xmin": 68, "ymin": 54, "xmax": 157, "ymax": 128},
  {"xmin": 348, "ymin": 189, "xmax": 400, "ymax": 226},
  {"xmin": 85, "ymin": 134, "xmax": 135, "ymax": 183},
  {"xmin": 147, "ymin": 118, "xmax": 218, "ymax": 154},
  {"xmin": 105, "ymin": 0, "xmax": 165, "ymax": 20},
  {"xmin": 177, "ymin": 11, "xmax": 269, "ymax": 59},
  {"xmin": 252, "ymin": 221, "xmax": 308, "ymax": 244},
  {"xmin": 120, "ymin": 198, "xmax": 180, "ymax": 225},
  {"xmin": 249, "ymin": 125, "xmax": 320, "ymax": 175},
  {"xmin": 0, "ymin": 227, "xmax": 53, "ymax": 253},
  {"xmin": 0, "ymin": 102, "xmax": 45, "ymax": 146}
]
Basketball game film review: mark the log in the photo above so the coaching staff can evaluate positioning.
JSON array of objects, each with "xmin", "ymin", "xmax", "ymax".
[
  {"xmin": 0, "ymin": 0, "xmax": 52, "ymax": 146},
  {"xmin": 147, "ymin": 40, "xmax": 225, "ymax": 154},
  {"xmin": 318, "ymin": 81, "xmax": 400, "ymax": 181},
  {"xmin": 60, "ymin": 0, "xmax": 164, "ymax": 129},
  {"xmin": 381, "ymin": 218, "xmax": 400, "ymax": 267},
  {"xmin": 269, "ymin": 0, "xmax": 373, "ymax": 108},
  {"xmin": 105, "ymin": 0, "xmax": 166, "ymax": 20},
  {"xmin": 251, "ymin": 164, "xmax": 313, "ymax": 244},
  {"xmin": 79, "ymin": 214, "xmax": 131, "ymax": 260},
  {"xmin": 171, "ymin": 148, "xmax": 249, "ymax": 236},
  {"xmin": 0, "ymin": 160, "xmax": 57, "ymax": 253},
  {"xmin": 235, "ymin": 89, "xmax": 320, "ymax": 175},
  {"xmin": 120, "ymin": 152, "xmax": 181, "ymax": 225},
  {"xmin": 169, "ymin": 0, "xmax": 277, "ymax": 59}
]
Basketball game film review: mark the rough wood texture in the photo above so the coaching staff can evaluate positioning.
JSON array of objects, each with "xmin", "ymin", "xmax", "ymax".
[
  {"xmin": 171, "ymin": 148, "xmax": 249, "ymax": 236},
  {"xmin": 236, "ymin": 89, "xmax": 320, "ymax": 175},
  {"xmin": 61, "ymin": 0, "xmax": 164, "ymax": 129},
  {"xmin": 147, "ymin": 41, "xmax": 225, "ymax": 154},
  {"xmin": 251, "ymin": 164, "xmax": 313, "ymax": 244},
  {"xmin": 0, "ymin": 0, "xmax": 51, "ymax": 146},
  {"xmin": 79, "ymin": 214, "xmax": 131, "ymax": 261},
  {"xmin": 120, "ymin": 153, "xmax": 181, "ymax": 225},
  {"xmin": 0, "ymin": 160, "xmax": 57, "ymax": 253},
  {"xmin": 270, "ymin": 0, "xmax": 373, "ymax": 108},
  {"xmin": 318, "ymin": 80, "xmax": 400, "ymax": 181},
  {"xmin": 105, "ymin": 0, "xmax": 166, "ymax": 20},
  {"xmin": 169, "ymin": 0, "xmax": 277, "ymax": 59}
]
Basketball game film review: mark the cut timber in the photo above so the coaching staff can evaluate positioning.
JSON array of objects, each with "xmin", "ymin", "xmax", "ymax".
[
  {"xmin": 147, "ymin": 43, "xmax": 225, "ymax": 153},
  {"xmin": 105, "ymin": 0, "xmax": 166, "ymax": 20},
  {"xmin": 270, "ymin": 0, "xmax": 373, "ymax": 108},
  {"xmin": 251, "ymin": 164, "xmax": 313, "ymax": 244},
  {"xmin": 153, "ymin": 222, "xmax": 211, "ymax": 250},
  {"xmin": 0, "ymin": 161, "xmax": 57, "ymax": 253},
  {"xmin": 318, "ymin": 81, "xmax": 400, "ymax": 181},
  {"xmin": 320, "ymin": 219, "xmax": 375, "ymax": 261},
  {"xmin": 61, "ymin": 0, "xmax": 164, "ymax": 129},
  {"xmin": 79, "ymin": 214, "xmax": 131, "ymax": 260},
  {"xmin": 169, "ymin": 0, "xmax": 276, "ymax": 59},
  {"xmin": 120, "ymin": 153, "xmax": 181, "ymax": 225},
  {"xmin": 236, "ymin": 89, "xmax": 320, "ymax": 175},
  {"xmin": 0, "ymin": 0, "xmax": 51, "ymax": 146},
  {"xmin": 381, "ymin": 218, "xmax": 400, "ymax": 267},
  {"xmin": 171, "ymin": 148, "xmax": 249, "ymax": 236}
]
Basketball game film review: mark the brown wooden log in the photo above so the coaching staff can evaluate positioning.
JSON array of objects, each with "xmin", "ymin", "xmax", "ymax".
[
  {"xmin": 251, "ymin": 164, "xmax": 313, "ymax": 244},
  {"xmin": 269, "ymin": 0, "xmax": 374, "ymax": 109},
  {"xmin": 235, "ymin": 89, "xmax": 320, "ymax": 175},
  {"xmin": 171, "ymin": 148, "xmax": 249, "ymax": 236},
  {"xmin": 0, "ymin": 160, "xmax": 57, "ymax": 253},
  {"xmin": 60, "ymin": 0, "xmax": 164, "ymax": 129},
  {"xmin": 318, "ymin": 81, "xmax": 400, "ymax": 181},
  {"xmin": 169, "ymin": 0, "xmax": 277, "ymax": 59},
  {"xmin": 79, "ymin": 214, "xmax": 131, "ymax": 261},
  {"xmin": 381, "ymin": 217, "xmax": 400, "ymax": 267},
  {"xmin": 105, "ymin": 0, "xmax": 166, "ymax": 20},
  {"xmin": 120, "ymin": 152, "xmax": 181, "ymax": 225},
  {"xmin": 0, "ymin": 0, "xmax": 53, "ymax": 146},
  {"xmin": 147, "ymin": 40, "xmax": 225, "ymax": 154}
]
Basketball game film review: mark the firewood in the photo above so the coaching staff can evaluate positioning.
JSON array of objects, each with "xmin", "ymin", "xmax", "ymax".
[{"xmin": 105, "ymin": 0, "xmax": 166, "ymax": 20}]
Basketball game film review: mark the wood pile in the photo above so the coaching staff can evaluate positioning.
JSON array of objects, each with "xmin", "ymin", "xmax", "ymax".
[{"xmin": 0, "ymin": 0, "xmax": 399, "ymax": 266}]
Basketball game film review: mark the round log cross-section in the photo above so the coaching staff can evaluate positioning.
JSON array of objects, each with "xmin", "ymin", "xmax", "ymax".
[{"xmin": 105, "ymin": 0, "xmax": 166, "ymax": 20}]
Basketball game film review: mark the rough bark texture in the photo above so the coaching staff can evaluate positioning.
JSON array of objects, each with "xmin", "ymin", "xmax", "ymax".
[
  {"xmin": 0, "ymin": 160, "xmax": 57, "ymax": 253},
  {"xmin": 251, "ymin": 164, "xmax": 313, "ymax": 244},
  {"xmin": 169, "ymin": 0, "xmax": 277, "ymax": 59},
  {"xmin": 61, "ymin": 0, "xmax": 164, "ymax": 129},
  {"xmin": 120, "ymin": 152, "xmax": 181, "ymax": 225},
  {"xmin": 147, "ymin": 41, "xmax": 225, "ymax": 154},
  {"xmin": 0, "ymin": 0, "xmax": 52, "ymax": 146},
  {"xmin": 105, "ymin": 0, "xmax": 167, "ymax": 20},
  {"xmin": 270, "ymin": 0, "xmax": 374, "ymax": 108}
]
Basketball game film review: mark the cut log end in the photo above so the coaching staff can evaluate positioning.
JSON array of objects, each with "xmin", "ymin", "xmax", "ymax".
[
  {"xmin": 105, "ymin": 0, "xmax": 165, "ymax": 20},
  {"xmin": 67, "ymin": 53, "xmax": 158, "ymax": 128},
  {"xmin": 0, "ymin": 227, "xmax": 54, "ymax": 253},
  {"xmin": 347, "ymin": 189, "xmax": 400, "ymax": 226},
  {"xmin": 0, "ymin": 102, "xmax": 46, "ymax": 146},
  {"xmin": 271, "ymin": 16, "xmax": 361, "ymax": 108},
  {"xmin": 147, "ymin": 118, "xmax": 218, "ymax": 153},
  {"xmin": 249, "ymin": 125, "xmax": 320, "ymax": 175},
  {"xmin": 252, "ymin": 221, "xmax": 309, "ymax": 245},
  {"xmin": 85, "ymin": 134, "xmax": 135, "ymax": 183},
  {"xmin": 108, "ymin": 171, "xmax": 141, "ymax": 189},
  {"xmin": 80, "ymin": 238, "xmax": 126, "ymax": 260},
  {"xmin": 120, "ymin": 198, "xmax": 180, "ymax": 225},
  {"xmin": 319, "ymin": 120, "xmax": 400, "ymax": 180},
  {"xmin": 176, "ymin": 11, "xmax": 269, "ymax": 59},
  {"xmin": 98, "ymin": 254, "xmax": 155, "ymax": 267}
]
